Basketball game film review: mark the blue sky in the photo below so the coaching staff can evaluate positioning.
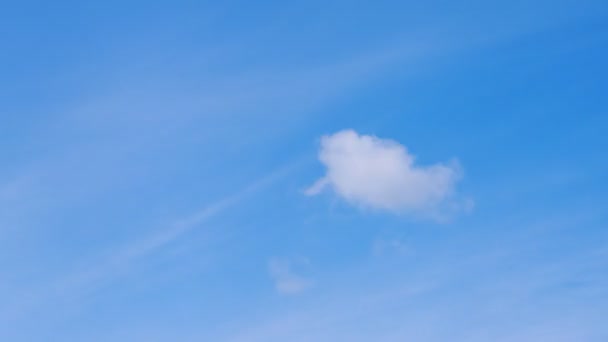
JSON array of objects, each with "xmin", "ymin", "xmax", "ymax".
[{"xmin": 1, "ymin": 0, "xmax": 608, "ymax": 341}]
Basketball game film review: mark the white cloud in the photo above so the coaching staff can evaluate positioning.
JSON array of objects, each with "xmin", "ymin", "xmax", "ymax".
[
  {"xmin": 306, "ymin": 130, "xmax": 467, "ymax": 216},
  {"xmin": 268, "ymin": 258, "xmax": 314, "ymax": 295}
]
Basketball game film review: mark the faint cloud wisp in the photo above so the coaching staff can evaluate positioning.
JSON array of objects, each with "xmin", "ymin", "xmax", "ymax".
[{"xmin": 268, "ymin": 257, "xmax": 314, "ymax": 295}]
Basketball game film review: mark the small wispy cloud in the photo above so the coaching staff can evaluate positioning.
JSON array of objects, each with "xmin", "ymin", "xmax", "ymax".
[
  {"xmin": 268, "ymin": 257, "xmax": 314, "ymax": 295},
  {"xmin": 306, "ymin": 130, "xmax": 470, "ymax": 218},
  {"xmin": 372, "ymin": 237, "xmax": 412, "ymax": 257}
]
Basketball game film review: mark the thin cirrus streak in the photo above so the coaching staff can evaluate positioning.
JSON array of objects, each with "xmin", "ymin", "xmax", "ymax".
[{"xmin": 0, "ymin": 159, "xmax": 300, "ymax": 322}]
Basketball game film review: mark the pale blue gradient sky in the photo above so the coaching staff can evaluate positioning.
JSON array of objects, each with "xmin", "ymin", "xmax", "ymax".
[{"xmin": 1, "ymin": 1, "xmax": 608, "ymax": 341}]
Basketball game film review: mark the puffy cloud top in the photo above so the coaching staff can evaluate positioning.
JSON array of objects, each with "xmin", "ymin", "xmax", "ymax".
[{"xmin": 306, "ymin": 130, "xmax": 466, "ymax": 216}]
